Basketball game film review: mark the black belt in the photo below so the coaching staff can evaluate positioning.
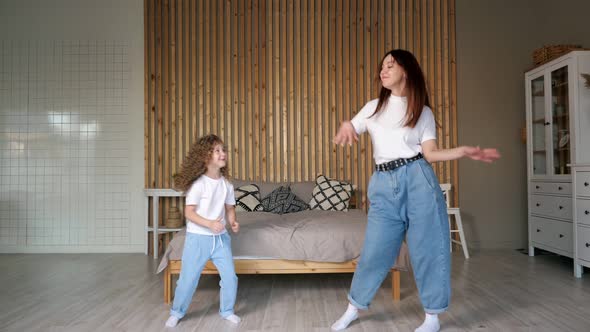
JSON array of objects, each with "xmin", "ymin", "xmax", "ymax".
[{"xmin": 375, "ymin": 153, "xmax": 423, "ymax": 172}]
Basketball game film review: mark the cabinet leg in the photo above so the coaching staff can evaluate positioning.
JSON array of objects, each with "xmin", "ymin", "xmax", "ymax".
[
  {"xmin": 528, "ymin": 245, "xmax": 535, "ymax": 257},
  {"xmin": 575, "ymin": 263, "xmax": 583, "ymax": 278}
]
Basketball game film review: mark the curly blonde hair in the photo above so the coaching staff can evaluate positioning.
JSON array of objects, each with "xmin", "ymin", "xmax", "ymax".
[{"xmin": 173, "ymin": 134, "xmax": 229, "ymax": 192}]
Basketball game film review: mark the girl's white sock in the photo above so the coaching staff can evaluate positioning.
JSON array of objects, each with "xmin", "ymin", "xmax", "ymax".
[
  {"xmin": 331, "ymin": 303, "xmax": 359, "ymax": 331},
  {"xmin": 414, "ymin": 313, "xmax": 440, "ymax": 332},
  {"xmin": 223, "ymin": 314, "xmax": 241, "ymax": 324}
]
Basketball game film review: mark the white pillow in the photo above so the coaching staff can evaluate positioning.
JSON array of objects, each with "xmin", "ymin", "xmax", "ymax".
[
  {"xmin": 235, "ymin": 184, "xmax": 264, "ymax": 212},
  {"xmin": 309, "ymin": 175, "xmax": 353, "ymax": 211}
]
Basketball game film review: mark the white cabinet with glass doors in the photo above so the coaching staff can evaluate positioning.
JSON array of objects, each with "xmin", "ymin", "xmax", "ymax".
[{"xmin": 526, "ymin": 52, "xmax": 589, "ymax": 264}]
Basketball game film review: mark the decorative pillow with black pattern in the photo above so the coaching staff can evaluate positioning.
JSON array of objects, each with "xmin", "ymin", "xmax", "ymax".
[
  {"xmin": 234, "ymin": 184, "xmax": 264, "ymax": 212},
  {"xmin": 261, "ymin": 185, "xmax": 310, "ymax": 214},
  {"xmin": 309, "ymin": 175, "xmax": 353, "ymax": 211}
]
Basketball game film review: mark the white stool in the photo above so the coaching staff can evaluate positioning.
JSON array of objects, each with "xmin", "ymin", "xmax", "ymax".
[{"xmin": 440, "ymin": 184, "xmax": 469, "ymax": 259}]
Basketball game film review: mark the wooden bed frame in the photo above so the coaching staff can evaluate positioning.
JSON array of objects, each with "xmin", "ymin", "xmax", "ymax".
[{"xmin": 164, "ymin": 259, "xmax": 401, "ymax": 304}]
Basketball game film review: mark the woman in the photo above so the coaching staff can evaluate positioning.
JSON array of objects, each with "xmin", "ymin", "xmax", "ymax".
[{"xmin": 331, "ymin": 49, "xmax": 500, "ymax": 332}]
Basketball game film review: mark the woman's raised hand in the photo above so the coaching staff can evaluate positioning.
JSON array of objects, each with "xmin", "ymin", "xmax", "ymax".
[{"xmin": 333, "ymin": 121, "xmax": 359, "ymax": 146}]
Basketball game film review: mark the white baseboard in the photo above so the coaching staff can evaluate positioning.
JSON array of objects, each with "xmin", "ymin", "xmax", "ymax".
[{"xmin": 0, "ymin": 245, "xmax": 144, "ymax": 254}]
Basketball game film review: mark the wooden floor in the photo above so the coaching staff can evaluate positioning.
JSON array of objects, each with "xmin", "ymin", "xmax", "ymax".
[{"xmin": 1, "ymin": 250, "xmax": 590, "ymax": 332}]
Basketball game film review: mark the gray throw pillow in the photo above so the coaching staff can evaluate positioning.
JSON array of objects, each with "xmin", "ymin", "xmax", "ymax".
[{"xmin": 261, "ymin": 185, "xmax": 310, "ymax": 214}]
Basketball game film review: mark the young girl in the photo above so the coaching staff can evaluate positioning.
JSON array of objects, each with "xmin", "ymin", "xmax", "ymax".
[
  {"xmin": 165, "ymin": 134, "xmax": 241, "ymax": 328},
  {"xmin": 331, "ymin": 50, "xmax": 500, "ymax": 332}
]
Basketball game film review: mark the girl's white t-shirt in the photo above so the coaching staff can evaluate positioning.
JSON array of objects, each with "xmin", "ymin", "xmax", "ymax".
[
  {"xmin": 184, "ymin": 175, "xmax": 236, "ymax": 235},
  {"xmin": 350, "ymin": 95, "xmax": 437, "ymax": 165}
]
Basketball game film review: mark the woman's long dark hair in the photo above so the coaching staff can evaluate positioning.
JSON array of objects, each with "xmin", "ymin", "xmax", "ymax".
[{"xmin": 371, "ymin": 49, "xmax": 431, "ymax": 128}]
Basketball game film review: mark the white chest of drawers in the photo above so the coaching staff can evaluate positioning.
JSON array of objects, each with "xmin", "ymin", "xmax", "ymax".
[
  {"xmin": 529, "ymin": 180, "xmax": 573, "ymax": 257},
  {"xmin": 573, "ymin": 166, "xmax": 590, "ymax": 277}
]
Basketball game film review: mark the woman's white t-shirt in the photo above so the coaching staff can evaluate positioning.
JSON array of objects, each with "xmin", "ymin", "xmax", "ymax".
[
  {"xmin": 184, "ymin": 175, "xmax": 236, "ymax": 235},
  {"xmin": 350, "ymin": 95, "xmax": 437, "ymax": 165}
]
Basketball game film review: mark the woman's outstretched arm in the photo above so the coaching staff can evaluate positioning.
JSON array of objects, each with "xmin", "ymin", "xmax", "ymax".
[{"xmin": 421, "ymin": 139, "xmax": 500, "ymax": 163}]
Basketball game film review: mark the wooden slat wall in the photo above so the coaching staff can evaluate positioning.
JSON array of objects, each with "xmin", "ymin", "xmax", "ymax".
[{"xmin": 144, "ymin": 0, "xmax": 458, "ymax": 249}]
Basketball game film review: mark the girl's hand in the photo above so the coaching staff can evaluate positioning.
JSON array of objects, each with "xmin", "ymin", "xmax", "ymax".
[
  {"xmin": 333, "ymin": 121, "xmax": 358, "ymax": 146},
  {"xmin": 231, "ymin": 221, "xmax": 240, "ymax": 233},
  {"xmin": 463, "ymin": 146, "xmax": 501, "ymax": 163},
  {"xmin": 208, "ymin": 217, "xmax": 224, "ymax": 233}
]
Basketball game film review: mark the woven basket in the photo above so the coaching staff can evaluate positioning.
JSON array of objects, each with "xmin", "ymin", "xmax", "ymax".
[
  {"xmin": 533, "ymin": 44, "xmax": 584, "ymax": 66},
  {"xmin": 165, "ymin": 207, "xmax": 183, "ymax": 228}
]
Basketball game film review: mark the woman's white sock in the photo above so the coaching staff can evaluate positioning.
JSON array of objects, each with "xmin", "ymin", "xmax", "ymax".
[
  {"xmin": 331, "ymin": 303, "xmax": 359, "ymax": 331},
  {"xmin": 414, "ymin": 313, "xmax": 440, "ymax": 332},
  {"xmin": 223, "ymin": 314, "xmax": 241, "ymax": 324}
]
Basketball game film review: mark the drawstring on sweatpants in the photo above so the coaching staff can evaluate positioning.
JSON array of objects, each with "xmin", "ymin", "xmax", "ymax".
[{"xmin": 211, "ymin": 234, "xmax": 224, "ymax": 255}]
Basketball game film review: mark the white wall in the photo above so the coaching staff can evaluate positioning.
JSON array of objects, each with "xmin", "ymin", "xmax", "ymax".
[{"xmin": 0, "ymin": 0, "xmax": 144, "ymax": 253}]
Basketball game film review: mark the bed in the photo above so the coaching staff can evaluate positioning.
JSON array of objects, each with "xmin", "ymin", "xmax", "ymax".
[{"xmin": 157, "ymin": 208, "xmax": 409, "ymax": 304}]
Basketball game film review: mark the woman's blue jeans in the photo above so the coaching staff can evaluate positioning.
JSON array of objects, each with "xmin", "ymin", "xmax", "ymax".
[{"xmin": 348, "ymin": 158, "xmax": 451, "ymax": 314}]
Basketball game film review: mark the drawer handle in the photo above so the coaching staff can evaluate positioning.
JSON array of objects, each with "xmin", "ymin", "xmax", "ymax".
[
  {"xmin": 536, "ymin": 229, "xmax": 541, "ymax": 233},
  {"xmin": 536, "ymin": 203, "xmax": 540, "ymax": 207},
  {"xmin": 559, "ymin": 234, "xmax": 564, "ymax": 238},
  {"xmin": 586, "ymin": 243, "xmax": 590, "ymax": 248},
  {"xmin": 585, "ymin": 182, "xmax": 589, "ymax": 187},
  {"xmin": 559, "ymin": 206, "xmax": 563, "ymax": 210},
  {"xmin": 586, "ymin": 210, "xmax": 589, "ymax": 215},
  {"xmin": 535, "ymin": 185, "xmax": 540, "ymax": 189},
  {"xmin": 558, "ymin": 186, "xmax": 563, "ymax": 190}
]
